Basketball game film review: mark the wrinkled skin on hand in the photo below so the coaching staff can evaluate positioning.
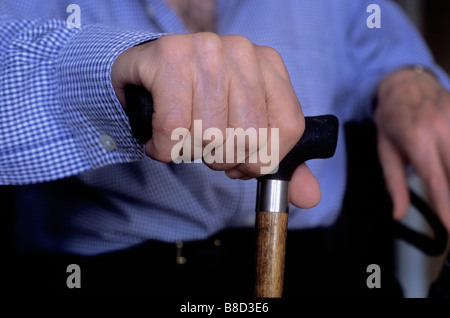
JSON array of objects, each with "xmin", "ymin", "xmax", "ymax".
[
  {"xmin": 375, "ymin": 68, "xmax": 450, "ymax": 232},
  {"xmin": 111, "ymin": 33, "xmax": 321, "ymax": 210}
]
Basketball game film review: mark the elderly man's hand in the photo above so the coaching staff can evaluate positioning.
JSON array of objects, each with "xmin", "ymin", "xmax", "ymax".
[
  {"xmin": 111, "ymin": 33, "xmax": 321, "ymax": 210},
  {"xmin": 375, "ymin": 68, "xmax": 450, "ymax": 232}
]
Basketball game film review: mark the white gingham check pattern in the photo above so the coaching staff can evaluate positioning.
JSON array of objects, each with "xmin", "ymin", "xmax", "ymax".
[{"xmin": 0, "ymin": 7, "xmax": 164, "ymax": 184}]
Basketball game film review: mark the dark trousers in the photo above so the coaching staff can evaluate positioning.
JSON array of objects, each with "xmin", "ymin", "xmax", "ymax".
[{"xmin": 7, "ymin": 227, "xmax": 402, "ymax": 299}]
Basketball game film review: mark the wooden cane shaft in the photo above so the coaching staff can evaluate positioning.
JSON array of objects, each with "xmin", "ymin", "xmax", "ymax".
[{"xmin": 254, "ymin": 211, "xmax": 288, "ymax": 298}]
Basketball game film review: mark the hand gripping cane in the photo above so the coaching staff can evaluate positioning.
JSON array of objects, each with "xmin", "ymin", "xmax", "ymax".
[{"xmin": 125, "ymin": 85, "xmax": 339, "ymax": 298}]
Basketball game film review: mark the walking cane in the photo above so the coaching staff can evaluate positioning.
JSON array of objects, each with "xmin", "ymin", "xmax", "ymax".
[
  {"xmin": 125, "ymin": 86, "xmax": 339, "ymax": 298},
  {"xmin": 254, "ymin": 115, "xmax": 338, "ymax": 297}
]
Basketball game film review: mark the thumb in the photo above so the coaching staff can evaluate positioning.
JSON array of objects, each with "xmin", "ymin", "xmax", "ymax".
[
  {"xmin": 289, "ymin": 163, "xmax": 321, "ymax": 209},
  {"xmin": 378, "ymin": 135, "xmax": 410, "ymax": 220}
]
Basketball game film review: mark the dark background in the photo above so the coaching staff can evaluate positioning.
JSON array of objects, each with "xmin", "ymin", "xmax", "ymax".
[
  {"xmin": 395, "ymin": 0, "xmax": 450, "ymax": 74},
  {"xmin": 424, "ymin": 1, "xmax": 450, "ymax": 74}
]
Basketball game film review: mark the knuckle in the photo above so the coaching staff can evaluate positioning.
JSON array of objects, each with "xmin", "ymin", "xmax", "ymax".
[
  {"xmin": 192, "ymin": 32, "xmax": 224, "ymax": 57},
  {"xmin": 226, "ymin": 34, "xmax": 255, "ymax": 54},
  {"xmin": 259, "ymin": 45, "xmax": 282, "ymax": 62},
  {"xmin": 157, "ymin": 34, "xmax": 194, "ymax": 63},
  {"xmin": 258, "ymin": 46, "xmax": 289, "ymax": 78}
]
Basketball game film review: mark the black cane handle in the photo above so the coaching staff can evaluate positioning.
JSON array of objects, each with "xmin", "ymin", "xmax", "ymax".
[
  {"xmin": 125, "ymin": 85, "xmax": 155, "ymax": 143},
  {"xmin": 260, "ymin": 114, "xmax": 338, "ymax": 181}
]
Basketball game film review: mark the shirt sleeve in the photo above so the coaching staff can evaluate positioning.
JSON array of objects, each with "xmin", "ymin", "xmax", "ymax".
[
  {"xmin": 345, "ymin": 0, "xmax": 450, "ymax": 120},
  {"xmin": 0, "ymin": 16, "xmax": 164, "ymax": 185}
]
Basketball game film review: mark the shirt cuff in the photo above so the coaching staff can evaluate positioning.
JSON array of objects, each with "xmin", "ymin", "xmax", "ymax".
[{"xmin": 56, "ymin": 24, "xmax": 164, "ymax": 170}]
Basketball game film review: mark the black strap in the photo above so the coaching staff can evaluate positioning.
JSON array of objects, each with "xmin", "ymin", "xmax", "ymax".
[{"xmin": 394, "ymin": 190, "xmax": 448, "ymax": 256}]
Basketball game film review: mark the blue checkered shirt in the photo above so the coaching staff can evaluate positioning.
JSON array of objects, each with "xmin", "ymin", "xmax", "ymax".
[{"xmin": 1, "ymin": 0, "xmax": 449, "ymax": 255}]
